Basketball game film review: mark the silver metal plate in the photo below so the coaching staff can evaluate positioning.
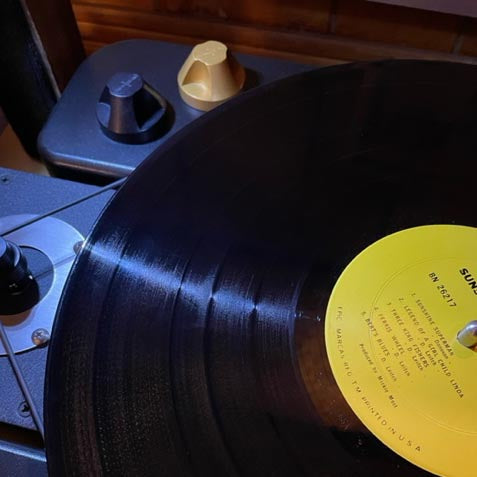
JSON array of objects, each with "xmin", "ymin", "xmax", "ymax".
[{"xmin": 0, "ymin": 215, "xmax": 83, "ymax": 355}]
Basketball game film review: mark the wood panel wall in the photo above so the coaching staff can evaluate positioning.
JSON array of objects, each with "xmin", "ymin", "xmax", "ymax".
[{"xmin": 71, "ymin": 0, "xmax": 477, "ymax": 65}]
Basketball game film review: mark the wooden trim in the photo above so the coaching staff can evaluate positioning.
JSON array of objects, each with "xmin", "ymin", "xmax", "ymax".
[
  {"xmin": 83, "ymin": 40, "xmax": 106, "ymax": 55},
  {"xmin": 336, "ymin": 0, "xmax": 459, "ymax": 52},
  {"xmin": 0, "ymin": 108, "xmax": 7, "ymax": 136},
  {"xmin": 73, "ymin": 4, "xmax": 477, "ymax": 64},
  {"xmin": 368, "ymin": 0, "xmax": 477, "ymax": 19},
  {"xmin": 82, "ymin": 38, "xmax": 344, "ymax": 66}
]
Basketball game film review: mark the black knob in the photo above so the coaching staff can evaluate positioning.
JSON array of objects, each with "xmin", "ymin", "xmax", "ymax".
[
  {"xmin": 0, "ymin": 237, "xmax": 32, "ymax": 293},
  {"xmin": 96, "ymin": 72, "xmax": 168, "ymax": 144}
]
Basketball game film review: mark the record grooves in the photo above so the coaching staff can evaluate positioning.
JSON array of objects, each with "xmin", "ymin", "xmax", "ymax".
[{"xmin": 45, "ymin": 60, "xmax": 477, "ymax": 476}]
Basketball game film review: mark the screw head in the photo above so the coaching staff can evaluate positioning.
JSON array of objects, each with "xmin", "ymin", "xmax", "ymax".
[
  {"xmin": 73, "ymin": 241, "xmax": 84, "ymax": 254},
  {"xmin": 17, "ymin": 401, "xmax": 30, "ymax": 417},
  {"xmin": 31, "ymin": 328, "xmax": 50, "ymax": 346}
]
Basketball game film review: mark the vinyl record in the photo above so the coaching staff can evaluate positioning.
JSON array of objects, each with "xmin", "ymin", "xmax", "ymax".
[{"xmin": 45, "ymin": 60, "xmax": 477, "ymax": 476}]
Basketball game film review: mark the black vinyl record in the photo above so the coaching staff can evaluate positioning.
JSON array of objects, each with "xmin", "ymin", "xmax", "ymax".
[{"xmin": 45, "ymin": 60, "xmax": 477, "ymax": 476}]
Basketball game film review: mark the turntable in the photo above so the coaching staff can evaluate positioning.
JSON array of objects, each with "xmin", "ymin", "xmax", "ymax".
[{"xmin": 2, "ymin": 41, "xmax": 477, "ymax": 477}]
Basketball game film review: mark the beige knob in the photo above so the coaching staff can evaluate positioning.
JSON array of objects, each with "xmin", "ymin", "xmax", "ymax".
[{"xmin": 177, "ymin": 40, "xmax": 246, "ymax": 111}]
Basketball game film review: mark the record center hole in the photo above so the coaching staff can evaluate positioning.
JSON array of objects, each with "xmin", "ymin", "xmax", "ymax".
[{"xmin": 0, "ymin": 246, "xmax": 54, "ymax": 318}]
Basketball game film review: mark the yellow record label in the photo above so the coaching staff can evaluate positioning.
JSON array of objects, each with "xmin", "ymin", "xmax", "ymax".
[{"xmin": 325, "ymin": 225, "xmax": 477, "ymax": 477}]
